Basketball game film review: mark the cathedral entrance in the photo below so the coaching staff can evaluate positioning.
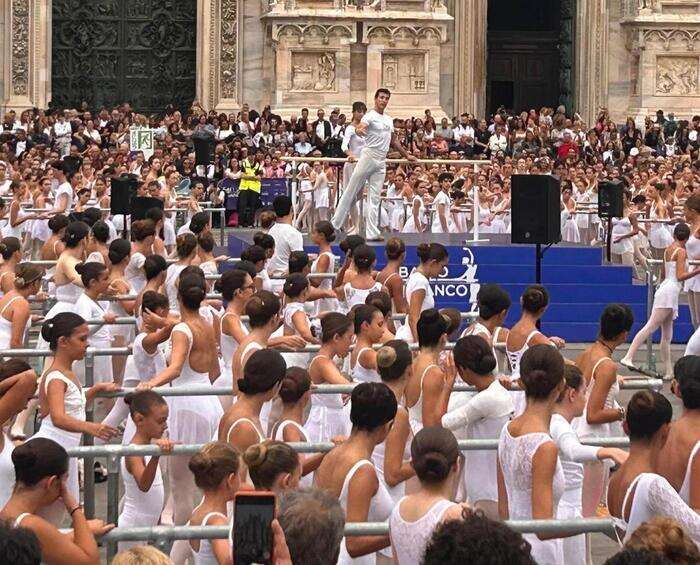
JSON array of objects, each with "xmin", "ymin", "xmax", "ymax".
[
  {"xmin": 486, "ymin": 0, "xmax": 573, "ymax": 116},
  {"xmin": 51, "ymin": 0, "xmax": 197, "ymax": 113}
]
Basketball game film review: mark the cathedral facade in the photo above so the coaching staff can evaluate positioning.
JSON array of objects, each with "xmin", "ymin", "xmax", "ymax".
[{"xmin": 2, "ymin": 0, "xmax": 700, "ymax": 123}]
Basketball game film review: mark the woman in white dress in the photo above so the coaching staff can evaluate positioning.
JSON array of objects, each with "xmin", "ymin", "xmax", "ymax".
[
  {"xmin": 610, "ymin": 191, "xmax": 641, "ymax": 272},
  {"xmin": 647, "ymin": 182, "xmax": 674, "ymax": 260},
  {"xmin": 164, "ymin": 233, "xmax": 198, "ymax": 313},
  {"xmin": 608, "ymin": 391, "xmax": 700, "ymax": 545},
  {"xmin": 442, "ymin": 335, "xmax": 513, "ymax": 518},
  {"xmin": 350, "ymin": 304, "xmax": 385, "ymax": 384},
  {"xmin": 311, "ymin": 162, "xmax": 332, "ymax": 222},
  {"xmin": 107, "ymin": 239, "xmax": 135, "ymax": 382},
  {"xmin": 333, "ymin": 245, "xmax": 383, "ymax": 313},
  {"xmin": 402, "ymin": 182, "xmax": 428, "ymax": 234},
  {"xmin": 497, "ymin": 344, "xmax": 567, "ymax": 565},
  {"xmin": 141, "ymin": 274, "xmax": 223, "ymax": 527},
  {"xmin": 389, "ymin": 427, "xmax": 463, "ymax": 565},
  {"xmin": 684, "ymin": 193, "xmax": 700, "ymax": 328},
  {"xmin": 187, "ymin": 442, "xmax": 242, "ymax": 565},
  {"xmin": 33, "ymin": 312, "xmax": 119, "ymax": 524},
  {"xmin": 309, "ymin": 221, "xmax": 339, "ymax": 317},
  {"xmin": 397, "ymin": 243, "xmax": 449, "ymax": 343},
  {"xmin": 125, "ymin": 220, "xmax": 157, "ymax": 294},
  {"xmin": 118, "ymin": 391, "xmax": 174, "ymax": 552},
  {"xmin": 314, "ymin": 382, "xmax": 398, "ymax": 565},
  {"xmin": 430, "ymin": 180, "xmax": 455, "ymax": 234},
  {"xmin": 0, "ymin": 238, "xmax": 22, "ymax": 296},
  {"xmin": 281, "ymin": 274, "xmax": 319, "ymax": 369},
  {"xmin": 621, "ymin": 223, "xmax": 700, "ymax": 378},
  {"xmin": 307, "ymin": 313, "xmax": 354, "ymax": 443},
  {"xmin": 560, "ymin": 185, "xmax": 580, "ymax": 243},
  {"xmin": 295, "ymin": 164, "xmax": 314, "ymax": 232}
]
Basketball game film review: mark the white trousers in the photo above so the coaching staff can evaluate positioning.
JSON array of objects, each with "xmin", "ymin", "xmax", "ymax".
[{"xmin": 332, "ymin": 149, "xmax": 386, "ymax": 239}]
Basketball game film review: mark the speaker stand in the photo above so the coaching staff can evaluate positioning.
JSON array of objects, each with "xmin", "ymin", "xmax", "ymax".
[
  {"xmin": 535, "ymin": 243, "xmax": 554, "ymax": 329},
  {"xmin": 605, "ymin": 218, "xmax": 613, "ymax": 263}
]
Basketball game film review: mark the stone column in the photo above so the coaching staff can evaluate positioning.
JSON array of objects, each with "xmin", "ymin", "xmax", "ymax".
[
  {"xmin": 2, "ymin": 0, "xmax": 51, "ymax": 113},
  {"xmin": 575, "ymin": 0, "xmax": 609, "ymax": 124},
  {"xmin": 453, "ymin": 0, "xmax": 487, "ymax": 117}
]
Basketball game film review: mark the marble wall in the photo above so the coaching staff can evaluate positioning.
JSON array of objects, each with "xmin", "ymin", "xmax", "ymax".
[{"xmin": 0, "ymin": 4, "xmax": 5, "ymax": 112}]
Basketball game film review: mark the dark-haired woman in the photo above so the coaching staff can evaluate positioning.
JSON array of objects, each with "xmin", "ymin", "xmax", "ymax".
[
  {"xmin": 608, "ymin": 391, "xmax": 700, "ymax": 545},
  {"xmin": 334, "ymin": 244, "xmax": 382, "ymax": 313},
  {"xmin": 0, "ymin": 237, "xmax": 22, "ymax": 296},
  {"xmin": 307, "ymin": 312, "xmax": 354, "ymax": 443},
  {"xmin": 164, "ymin": 233, "xmax": 198, "ymax": 313},
  {"xmin": 125, "ymin": 220, "xmax": 156, "ymax": 293},
  {"xmin": 40, "ymin": 215, "xmax": 68, "ymax": 289},
  {"xmin": 310, "ymin": 221, "xmax": 339, "ymax": 317},
  {"xmin": 315, "ymin": 382, "xmax": 398, "ymax": 564},
  {"xmin": 350, "ymin": 304, "xmax": 385, "ymax": 384},
  {"xmin": 106, "ymin": 239, "xmax": 135, "ymax": 382},
  {"xmin": 0, "ymin": 264, "xmax": 43, "ymax": 351},
  {"xmin": 389, "ymin": 427, "xmax": 463, "ymax": 564},
  {"xmin": 0, "ymin": 360, "xmax": 39, "ymax": 506},
  {"xmin": 497, "ymin": 344, "xmax": 567, "ymax": 565},
  {"xmin": 375, "ymin": 238, "xmax": 407, "ymax": 332},
  {"xmin": 461, "ymin": 283, "xmax": 511, "ymax": 373},
  {"xmin": 85, "ymin": 221, "xmax": 110, "ymax": 265},
  {"xmin": 442, "ymin": 336, "xmax": 513, "ymax": 519},
  {"xmin": 244, "ymin": 440, "xmax": 302, "ymax": 493},
  {"xmin": 0, "ymin": 438, "xmax": 112, "ymax": 564},
  {"xmin": 406, "ymin": 309, "xmax": 457, "ymax": 434},
  {"xmin": 621, "ymin": 223, "xmax": 700, "ymax": 378},
  {"xmin": 396, "ymin": 243, "xmax": 448, "ymax": 343},
  {"xmin": 281, "ymin": 274, "xmax": 318, "ymax": 369},
  {"xmin": 34, "ymin": 312, "xmax": 119, "ymax": 524},
  {"xmin": 141, "ymin": 274, "xmax": 223, "ymax": 526},
  {"xmin": 684, "ymin": 194, "xmax": 700, "ymax": 328},
  {"xmin": 118, "ymin": 391, "xmax": 174, "ymax": 551},
  {"xmin": 505, "ymin": 285, "xmax": 565, "ymax": 415}
]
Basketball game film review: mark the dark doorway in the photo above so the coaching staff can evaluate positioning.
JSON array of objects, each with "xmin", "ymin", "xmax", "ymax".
[
  {"xmin": 51, "ymin": 0, "xmax": 197, "ymax": 114},
  {"xmin": 487, "ymin": 0, "xmax": 567, "ymax": 116}
]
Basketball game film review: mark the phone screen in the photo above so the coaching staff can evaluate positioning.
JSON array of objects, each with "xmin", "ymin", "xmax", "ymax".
[{"xmin": 232, "ymin": 494, "xmax": 275, "ymax": 565}]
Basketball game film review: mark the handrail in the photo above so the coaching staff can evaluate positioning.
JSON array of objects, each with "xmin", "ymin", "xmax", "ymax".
[{"xmin": 281, "ymin": 156, "xmax": 489, "ymax": 166}]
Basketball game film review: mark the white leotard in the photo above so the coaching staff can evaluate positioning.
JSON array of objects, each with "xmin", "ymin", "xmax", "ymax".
[
  {"xmin": 0, "ymin": 296, "xmax": 30, "ymax": 350},
  {"xmin": 274, "ymin": 420, "xmax": 313, "ymax": 488},
  {"xmin": 165, "ymin": 263, "xmax": 188, "ymax": 312},
  {"xmin": 408, "ymin": 364, "xmax": 438, "ymax": 435},
  {"xmin": 351, "ymin": 347, "xmax": 380, "ymax": 383},
  {"xmin": 217, "ymin": 312, "xmax": 249, "ymax": 389},
  {"xmin": 305, "ymin": 355, "xmax": 350, "ymax": 442},
  {"xmin": 192, "ymin": 511, "xmax": 228, "ymax": 565},
  {"xmin": 679, "ymin": 440, "xmax": 700, "ymax": 505},
  {"xmin": 575, "ymin": 356, "xmax": 622, "ymax": 439}
]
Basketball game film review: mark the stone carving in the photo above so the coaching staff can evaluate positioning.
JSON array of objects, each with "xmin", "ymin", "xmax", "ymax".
[
  {"xmin": 220, "ymin": 0, "xmax": 238, "ymax": 99},
  {"xmin": 642, "ymin": 29, "xmax": 700, "ymax": 51},
  {"xmin": 273, "ymin": 23, "xmax": 354, "ymax": 45},
  {"xmin": 366, "ymin": 24, "xmax": 445, "ymax": 47},
  {"xmin": 382, "ymin": 53, "xmax": 426, "ymax": 92},
  {"xmin": 637, "ymin": 0, "xmax": 659, "ymax": 13},
  {"xmin": 291, "ymin": 52, "xmax": 336, "ymax": 91},
  {"xmin": 12, "ymin": 0, "xmax": 30, "ymax": 96},
  {"xmin": 656, "ymin": 56, "xmax": 698, "ymax": 95}
]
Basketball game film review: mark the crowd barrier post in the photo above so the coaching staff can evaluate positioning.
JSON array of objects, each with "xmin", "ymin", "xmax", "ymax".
[
  {"xmin": 645, "ymin": 268, "xmax": 655, "ymax": 373},
  {"xmin": 106, "ymin": 453, "xmax": 121, "ymax": 562},
  {"xmin": 83, "ymin": 349, "xmax": 96, "ymax": 519}
]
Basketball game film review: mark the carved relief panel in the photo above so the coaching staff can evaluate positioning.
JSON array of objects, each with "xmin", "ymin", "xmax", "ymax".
[
  {"xmin": 381, "ymin": 52, "xmax": 426, "ymax": 92},
  {"xmin": 291, "ymin": 52, "xmax": 337, "ymax": 91},
  {"xmin": 656, "ymin": 56, "xmax": 699, "ymax": 95}
]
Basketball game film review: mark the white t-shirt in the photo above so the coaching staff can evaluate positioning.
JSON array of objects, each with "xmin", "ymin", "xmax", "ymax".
[
  {"xmin": 454, "ymin": 124, "xmax": 475, "ymax": 142},
  {"xmin": 267, "ymin": 222, "xmax": 304, "ymax": 275},
  {"xmin": 431, "ymin": 191, "xmax": 452, "ymax": 233},
  {"xmin": 55, "ymin": 182, "xmax": 74, "ymax": 214},
  {"xmin": 361, "ymin": 110, "xmax": 394, "ymax": 154},
  {"xmin": 405, "ymin": 271, "xmax": 434, "ymax": 313}
]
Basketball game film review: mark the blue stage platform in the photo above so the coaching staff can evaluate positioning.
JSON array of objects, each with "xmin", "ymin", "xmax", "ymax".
[{"xmin": 227, "ymin": 232, "xmax": 693, "ymax": 344}]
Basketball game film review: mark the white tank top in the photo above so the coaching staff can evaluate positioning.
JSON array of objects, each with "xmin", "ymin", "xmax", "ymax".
[
  {"xmin": 408, "ymin": 364, "xmax": 438, "ymax": 435},
  {"xmin": 220, "ymin": 312, "xmax": 248, "ymax": 371},
  {"xmin": 192, "ymin": 511, "xmax": 227, "ymax": 565},
  {"xmin": 0, "ymin": 296, "xmax": 29, "ymax": 350},
  {"xmin": 0, "ymin": 435, "xmax": 15, "ymax": 509},
  {"xmin": 680, "ymin": 440, "xmax": 700, "ymax": 505},
  {"xmin": 351, "ymin": 347, "xmax": 381, "ymax": 383},
  {"xmin": 274, "ymin": 420, "xmax": 313, "ymax": 488},
  {"xmin": 119, "ymin": 455, "xmax": 164, "ymax": 522}
]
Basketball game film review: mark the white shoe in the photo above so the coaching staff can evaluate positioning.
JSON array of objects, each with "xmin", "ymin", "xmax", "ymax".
[{"xmin": 619, "ymin": 356, "xmax": 635, "ymax": 369}]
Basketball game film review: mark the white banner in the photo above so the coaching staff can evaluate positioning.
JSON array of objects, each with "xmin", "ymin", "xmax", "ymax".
[{"xmin": 129, "ymin": 128, "xmax": 155, "ymax": 160}]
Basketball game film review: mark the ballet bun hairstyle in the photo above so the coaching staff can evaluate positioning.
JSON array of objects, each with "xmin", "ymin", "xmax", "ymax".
[
  {"xmin": 288, "ymin": 251, "xmax": 310, "ymax": 274},
  {"xmin": 253, "ymin": 232, "xmax": 275, "ymax": 252},
  {"xmin": 40, "ymin": 312, "xmax": 86, "ymax": 351},
  {"xmin": 366, "ymin": 291, "xmax": 392, "ymax": 317},
  {"xmin": 477, "ymin": 284, "xmax": 512, "ymax": 321},
  {"xmin": 453, "ymin": 335, "xmax": 497, "ymax": 376},
  {"xmin": 674, "ymin": 222, "xmax": 691, "ymax": 242},
  {"xmin": 75, "ymin": 261, "xmax": 107, "ymax": 288},
  {"xmin": 416, "ymin": 242, "xmax": 448, "ymax": 264},
  {"xmin": 376, "ymin": 340, "xmax": 412, "ymax": 382},
  {"xmin": 417, "ymin": 308, "xmax": 449, "ymax": 348},
  {"xmin": 124, "ymin": 390, "xmax": 167, "ymax": 418},
  {"xmin": 188, "ymin": 442, "xmax": 240, "ymax": 490},
  {"xmin": 353, "ymin": 304, "xmax": 381, "ymax": 334},
  {"xmin": 178, "ymin": 273, "xmax": 206, "ymax": 311},
  {"xmin": 144, "ymin": 254, "xmax": 168, "ymax": 281},
  {"xmin": 108, "ymin": 238, "xmax": 131, "ymax": 266},
  {"xmin": 350, "ymin": 382, "xmax": 397, "ymax": 432},
  {"xmin": 562, "ymin": 364, "xmax": 584, "ymax": 392},
  {"xmin": 62, "ymin": 221, "xmax": 90, "ymax": 248},
  {"xmin": 314, "ymin": 220, "xmax": 336, "ymax": 243},
  {"xmin": 240, "ymin": 244, "xmax": 267, "ymax": 266},
  {"xmin": 245, "ymin": 291, "xmax": 281, "ymax": 328},
  {"xmin": 141, "ymin": 290, "xmax": 169, "ymax": 315},
  {"xmin": 238, "ymin": 348, "xmax": 286, "ymax": 396},
  {"xmin": 440, "ymin": 308, "xmax": 462, "ymax": 338},
  {"xmin": 0, "ymin": 237, "xmax": 20, "ymax": 260},
  {"xmin": 218, "ymin": 269, "xmax": 251, "ymax": 302},
  {"xmin": 411, "ymin": 426, "xmax": 459, "ymax": 485},
  {"xmin": 519, "ymin": 344, "xmax": 565, "ymax": 399},
  {"xmin": 279, "ymin": 367, "xmax": 311, "ymax": 404},
  {"xmin": 175, "ymin": 233, "xmax": 197, "ymax": 259},
  {"xmin": 243, "ymin": 441, "xmax": 300, "ymax": 491},
  {"xmin": 599, "ymin": 303, "xmax": 634, "ymax": 341},
  {"xmin": 197, "ymin": 231, "xmax": 215, "ymax": 254},
  {"xmin": 48, "ymin": 214, "xmax": 69, "ymax": 234},
  {"xmin": 283, "ymin": 273, "xmax": 309, "ymax": 299},
  {"xmin": 131, "ymin": 219, "xmax": 156, "ymax": 242},
  {"xmin": 91, "ymin": 220, "xmax": 110, "ymax": 244},
  {"xmin": 189, "ymin": 212, "xmax": 210, "ymax": 236},
  {"xmin": 14, "ymin": 263, "xmax": 44, "ymax": 290},
  {"xmin": 321, "ymin": 312, "xmax": 352, "ymax": 343},
  {"xmin": 352, "ymin": 245, "xmax": 376, "ymax": 273},
  {"xmin": 339, "ymin": 235, "xmax": 365, "ymax": 257},
  {"xmin": 673, "ymin": 355, "xmax": 700, "ymax": 409},
  {"xmin": 12, "ymin": 438, "xmax": 68, "ymax": 487},
  {"xmin": 385, "ymin": 237, "xmax": 406, "ymax": 261},
  {"xmin": 521, "ymin": 284, "xmax": 549, "ymax": 314},
  {"xmin": 625, "ymin": 391, "xmax": 672, "ymax": 442}
]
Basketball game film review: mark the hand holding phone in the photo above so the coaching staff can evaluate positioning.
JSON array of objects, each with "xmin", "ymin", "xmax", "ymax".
[{"xmin": 232, "ymin": 492, "xmax": 276, "ymax": 565}]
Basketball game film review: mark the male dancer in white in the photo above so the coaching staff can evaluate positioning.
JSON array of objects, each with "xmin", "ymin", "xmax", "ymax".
[{"xmin": 332, "ymin": 88, "xmax": 416, "ymax": 241}]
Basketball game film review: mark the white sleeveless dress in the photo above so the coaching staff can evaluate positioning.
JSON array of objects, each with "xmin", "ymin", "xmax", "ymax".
[
  {"xmin": 0, "ymin": 434, "xmax": 15, "ymax": 510},
  {"xmin": 192, "ymin": 511, "xmax": 228, "ymax": 565},
  {"xmin": 125, "ymin": 252, "xmax": 147, "ymax": 293},
  {"xmin": 75, "ymin": 293, "xmax": 113, "ymax": 385},
  {"xmin": 402, "ymin": 195, "xmax": 426, "ymax": 233},
  {"xmin": 395, "ymin": 271, "xmax": 434, "ymax": 343},
  {"xmin": 611, "ymin": 216, "xmax": 634, "ymax": 255},
  {"xmin": 305, "ymin": 355, "xmax": 350, "ymax": 442},
  {"xmin": 679, "ymin": 440, "xmax": 700, "ymax": 505},
  {"xmin": 216, "ymin": 312, "xmax": 248, "ymax": 390},
  {"xmin": 342, "ymin": 282, "xmax": 383, "ymax": 313},
  {"xmin": 274, "ymin": 420, "xmax": 313, "ymax": 488},
  {"xmin": 648, "ymin": 203, "xmax": 673, "ymax": 250},
  {"xmin": 337, "ymin": 459, "xmax": 394, "ymax": 565},
  {"xmin": 407, "ymin": 364, "xmax": 438, "ymax": 436},
  {"xmin": 498, "ymin": 426, "xmax": 565, "ymax": 565},
  {"xmin": 505, "ymin": 329, "xmax": 542, "ymax": 416},
  {"xmin": 0, "ymin": 296, "xmax": 31, "ymax": 351},
  {"xmin": 389, "ymin": 498, "xmax": 458, "ymax": 565},
  {"xmin": 310, "ymin": 251, "xmax": 339, "ymax": 316},
  {"xmin": 351, "ymin": 348, "xmax": 380, "ymax": 384},
  {"xmin": 653, "ymin": 248, "xmax": 683, "ymax": 318},
  {"xmin": 575, "ymin": 356, "xmax": 622, "ymax": 440},
  {"xmin": 685, "ymin": 235, "xmax": 700, "ymax": 293},
  {"xmin": 165, "ymin": 264, "xmax": 189, "ymax": 313}
]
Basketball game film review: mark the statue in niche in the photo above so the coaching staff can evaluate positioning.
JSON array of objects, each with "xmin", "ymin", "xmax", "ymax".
[{"xmin": 638, "ymin": 0, "xmax": 659, "ymax": 12}]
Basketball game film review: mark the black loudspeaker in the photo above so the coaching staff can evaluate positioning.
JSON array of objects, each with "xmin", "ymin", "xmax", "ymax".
[
  {"xmin": 131, "ymin": 197, "xmax": 164, "ymax": 221},
  {"xmin": 193, "ymin": 137, "xmax": 216, "ymax": 166},
  {"xmin": 599, "ymin": 179, "xmax": 624, "ymax": 219},
  {"xmin": 511, "ymin": 174, "xmax": 562, "ymax": 244},
  {"xmin": 110, "ymin": 175, "xmax": 139, "ymax": 215}
]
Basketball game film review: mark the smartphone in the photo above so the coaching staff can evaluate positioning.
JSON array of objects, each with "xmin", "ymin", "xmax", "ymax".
[{"xmin": 232, "ymin": 492, "xmax": 276, "ymax": 565}]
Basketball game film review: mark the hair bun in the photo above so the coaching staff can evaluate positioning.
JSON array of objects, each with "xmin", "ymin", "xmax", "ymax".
[
  {"xmin": 243, "ymin": 443, "xmax": 267, "ymax": 467},
  {"xmin": 75, "ymin": 262, "xmax": 86, "ymax": 275},
  {"xmin": 376, "ymin": 346, "xmax": 397, "ymax": 368},
  {"xmin": 237, "ymin": 377, "xmax": 250, "ymax": 395},
  {"xmin": 478, "ymin": 352, "xmax": 498, "ymax": 375},
  {"xmin": 421, "ymin": 451, "xmax": 449, "ymax": 480}
]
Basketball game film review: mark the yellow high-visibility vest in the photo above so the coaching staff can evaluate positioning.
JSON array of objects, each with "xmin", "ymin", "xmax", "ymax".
[{"xmin": 240, "ymin": 158, "xmax": 262, "ymax": 193}]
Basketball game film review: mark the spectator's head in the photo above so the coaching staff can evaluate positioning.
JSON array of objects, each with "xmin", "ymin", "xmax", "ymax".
[
  {"xmin": 111, "ymin": 545, "xmax": 172, "ymax": 565},
  {"xmin": 673, "ymin": 355, "xmax": 700, "ymax": 410},
  {"xmin": 278, "ymin": 488, "xmax": 345, "ymax": 565},
  {"xmin": 0, "ymin": 520, "xmax": 41, "ymax": 565},
  {"xmin": 423, "ymin": 509, "xmax": 535, "ymax": 565},
  {"xmin": 625, "ymin": 517, "xmax": 700, "ymax": 564},
  {"xmin": 604, "ymin": 549, "xmax": 673, "ymax": 565},
  {"xmin": 273, "ymin": 195, "xmax": 293, "ymax": 219}
]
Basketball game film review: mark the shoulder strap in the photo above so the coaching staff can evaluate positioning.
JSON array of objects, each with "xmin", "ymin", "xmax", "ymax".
[
  {"xmin": 14, "ymin": 513, "xmax": 31, "ymax": 527},
  {"xmin": 347, "ymin": 459, "xmax": 373, "ymax": 482},
  {"xmin": 227, "ymin": 418, "xmax": 263, "ymax": 443},
  {"xmin": 685, "ymin": 440, "xmax": 700, "ymax": 483},
  {"xmin": 43, "ymin": 371, "xmax": 74, "ymax": 392},
  {"xmin": 621, "ymin": 474, "xmax": 645, "ymax": 522},
  {"xmin": 592, "ymin": 356, "xmax": 612, "ymax": 377},
  {"xmin": 525, "ymin": 330, "xmax": 541, "ymax": 345},
  {"xmin": 0, "ymin": 296, "xmax": 22, "ymax": 315},
  {"xmin": 201, "ymin": 511, "xmax": 227, "ymax": 526},
  {"xmin": 420, "ymin": 364, "xmax": 439, "ymax": 389}
]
